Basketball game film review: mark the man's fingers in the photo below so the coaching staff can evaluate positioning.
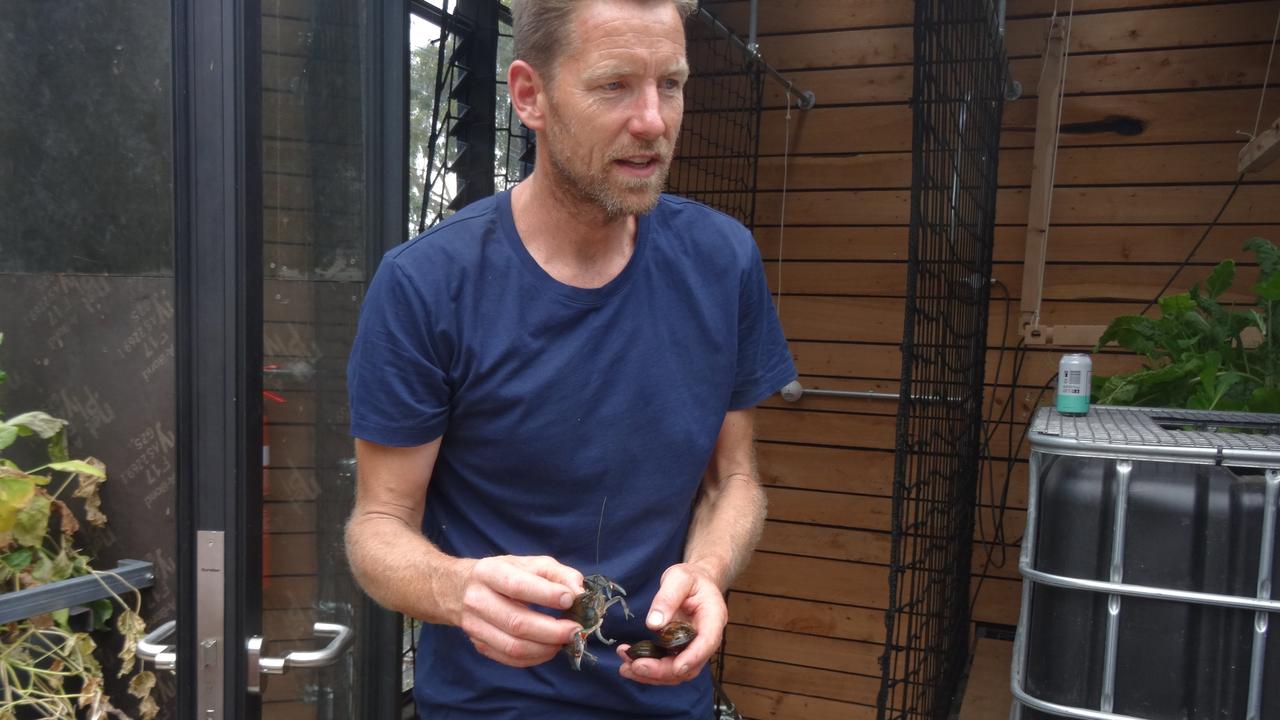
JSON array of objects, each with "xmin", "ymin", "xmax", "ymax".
[
  {"xmin": 461, "ymin": 584, "xmax": 581, "ymax": 647},
  {"xmin": 617, "ymin": 647, "xmax": 701, "ymax": 686},
  {"xmin": 472, "ymin": 637, "xmax": 562, "ymax": 668},
  {"xmin": 517, "ymin": 555, "xmax": 586, "ymax": 595},
  {"xmin": 648, "ymin": 566, "xmax": 696, "ymax": 628},
  {"xmin": 474, "ymin": 557, "xmax": 578, "ymax": 610}
]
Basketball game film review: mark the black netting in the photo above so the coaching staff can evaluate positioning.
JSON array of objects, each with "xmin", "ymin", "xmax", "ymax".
[
  {"xmin": 664, "ymin": 8, "xmax": 764, "ymax": 228},
  {"xmin": 878, "ymin": 2, "xmax": 1008, "ymax": 719}
]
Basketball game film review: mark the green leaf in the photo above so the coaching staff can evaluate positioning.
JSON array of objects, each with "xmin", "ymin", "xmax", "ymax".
[
  {"xmin": 0, "ymin": 472, "xmax": 36, "ymax": 533},
  {"xmin": 1246, "ymin": 236, "xmax": 1280, "ymax": 277},
  {"xmin": 3, "ymin": 412, "xmax": 66, "ymax": 440},
  {"xmin": 1199, "ymin": 351, "xmax": 1223, "ymax": 394},
  {"xmin": 1250, "ymin": 387, "xmax": 1280, "ymax": 413},
  {"xmin": 1, "ymin": 548, "xmax": 33, "ymax": 573},
  {"xmin": 46, "ymin": 430, "xmax": 68, "ymax": 464},
  {"xmin": 90, "ymin": 598, "xmax": 114, "ymax": 630},
  {"xmin": 13, "ymin": 494, "xmax": 51, "ymax": 548},
  {"xmin": 1206, "ymin": 259, "xmax": 1236, "ymax": 298},
  {"xmin": 1254, "ymin": 273, "xmax": 1280, "ymax": 302},
  {"xmin": 45, "ymin": 460, "xmax": 105, "ymax": 478},
  {"xmin": 0, "ymin": 425, "xmax": 16, "ymax": 452},
  {"xmin": 29, "ymin": 552, "xmax": 54, "ymax": 584},
  {"xmin": 1096, "ymin": 315, "xmax": 1159, "ymax": 356},
  {"xmin": 51, "ymin": 607, "xmax": 69, "ymax": 629},
  {"xmin": 1159, "ymin": 293, "xmax": 1195, "ymax": 318}
]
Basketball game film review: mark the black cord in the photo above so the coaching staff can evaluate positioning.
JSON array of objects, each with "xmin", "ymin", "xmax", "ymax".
[
  {"xmin": 1137, "ymin": 174, "xmax": 1245, "ymax": 317},
  {"xmin": 974, "ymin": 280, "xmax": 1012, "ymax": 557},
  {"xmin": 971, "ymin": 350, "xmax": 1055, "ymax": 610}
]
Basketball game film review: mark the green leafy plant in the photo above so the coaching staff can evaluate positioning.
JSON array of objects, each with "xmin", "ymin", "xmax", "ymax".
[
  {"xmin": 1093, "ymin": 237, "xmax": 1280, "ymax": 413},
  {"xmin": 0, "ymin": 334, "xmax": 156, "ymax": 719}
]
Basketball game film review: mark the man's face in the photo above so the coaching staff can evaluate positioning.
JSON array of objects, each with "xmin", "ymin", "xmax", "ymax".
[{"xmin": 539, "ymin": 0, "xmax": 688, "ymax": 218}]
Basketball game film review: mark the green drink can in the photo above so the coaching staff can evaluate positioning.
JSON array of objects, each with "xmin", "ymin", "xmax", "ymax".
[{"xmin": 1056, "ymin": 353, "xmax": 1092, "ymax": 415}]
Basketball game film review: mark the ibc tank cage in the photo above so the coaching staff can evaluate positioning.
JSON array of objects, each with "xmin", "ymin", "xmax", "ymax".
[{"xmin": 1016, "ymin": 406, "xmax": 1280, "ymax": 720}]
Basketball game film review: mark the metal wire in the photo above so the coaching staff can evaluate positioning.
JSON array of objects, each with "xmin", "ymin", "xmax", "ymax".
[
  {"xmin": 878, "ymin": 2, "xmax": 1008, "ymax": 718},
  {"xmin": 664, "ymin": 9, "xmax": 765, "ymax": 228}
]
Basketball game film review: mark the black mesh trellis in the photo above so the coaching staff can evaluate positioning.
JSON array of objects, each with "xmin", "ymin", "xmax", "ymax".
[
  {"xmin": 877, "ymin": 2, "xmax": 1008, "ymax": 719},
  {"xmin": 664, "ymin": 8, "xmax": 764, "ymax": 228}
]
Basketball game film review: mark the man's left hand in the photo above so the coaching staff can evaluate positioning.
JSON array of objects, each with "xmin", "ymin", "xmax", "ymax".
[{"xmin": 616, "ymin": 561, "xmax": 726, "ymax": 685}]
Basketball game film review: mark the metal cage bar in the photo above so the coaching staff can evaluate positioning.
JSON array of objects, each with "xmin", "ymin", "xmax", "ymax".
[{"xmin": 878, "ymin": 1, "xmax": 1008, "ymax": 718}]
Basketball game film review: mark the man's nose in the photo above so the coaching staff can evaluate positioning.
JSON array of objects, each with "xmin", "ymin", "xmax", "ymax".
[{"xmin": 627, "ymin": 84, "xmax": 667, "ymax": 140}]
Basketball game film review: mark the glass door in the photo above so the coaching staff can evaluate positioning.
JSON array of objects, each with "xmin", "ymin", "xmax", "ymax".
[
  {"xmin": 258, "ymin": 0, "xmax": 394, "ymax": 715},
  {"xmin": 162, "ymin": 0, "xmax": 405, "ymax": 716}
]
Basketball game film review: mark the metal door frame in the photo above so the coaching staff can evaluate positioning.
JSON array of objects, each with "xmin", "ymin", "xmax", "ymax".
[{"xmin": 171, "ymin": 0, "xmax": 406, "ymax": 715}]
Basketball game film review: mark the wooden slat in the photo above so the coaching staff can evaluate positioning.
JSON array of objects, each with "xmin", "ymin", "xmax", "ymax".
[
  {"xmin": 756, "ymin": 89, "xmax": 1280, "ymax": 153},
  {"xmin": 265, "ymin": 533, "xmax": 318, "ymax": 576},
  {"xmin": 755, "ymin": 144, "xmax": 1280, "ymax": 190},
  {"xmin": 724, "ymin": 656, "xmax": 878, "ymax": 705},
  {"xmin": 263, "ymin": 500, "xmax": 316, "ymax": 533},
  {"xmin": 725, "ymin": 683, "xmax": 874, "ymax": 720},
  {"xmin": 704, "ymin": 0, "xmax": 1243, "ymax": 36},
  {"xmin": 734, "ymin": 552, "xmax": 1023, "ymax": 620},
  {"xmin": 777, "ymin": 297, "xmax": 1149, "ymax": 344},
  {"xmin": 755, "ymin": 225, "xmax": 1280, "ymax": 263},
  {"xmin": 761, "ymin": 44, "xmax": 1277, "ymax": 108},
  {"xmin": 761, "ymin": 259, "xmax": 1261, "ymax": 303},
  {"xmin": 758, "ymin": 442, "xmax": 1031, "ymax": 508},
  {"xmin": 1004, "ymin": 2, "xmax": 1280, "ymax": 58},
  {"xmin": 757, "ymin": 522, "xmax": 1023, "ymax": 578},
  {"xmin": 263, "ymin": 576, "xmax": 318, "ymax": 610},
  {"xmin": 728, "ymin": 592, "xmax": 886, "ymax": 643},
  {"xmin": 754, "ymin": 185, "xmax": 1280, "ymax": 226},
  {"xmin": 725, "ymin": 624, "xmax": 883, "ymax": 676}
]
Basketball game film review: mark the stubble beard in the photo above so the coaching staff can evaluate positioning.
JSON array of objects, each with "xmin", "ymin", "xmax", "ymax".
[{"xmin": 543, "ymin": 110, "xmax": 674, "ymax": 220}]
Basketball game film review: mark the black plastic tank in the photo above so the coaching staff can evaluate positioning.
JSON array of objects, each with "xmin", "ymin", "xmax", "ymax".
[{"xmin": 1014, "ymin": 407, "xmax": 1280, "ymax": 720}]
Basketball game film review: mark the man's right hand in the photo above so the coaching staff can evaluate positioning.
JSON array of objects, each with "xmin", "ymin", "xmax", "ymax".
[{"xmin": 451, "ymin": 555, "xmax": 586, "ymax": 668}]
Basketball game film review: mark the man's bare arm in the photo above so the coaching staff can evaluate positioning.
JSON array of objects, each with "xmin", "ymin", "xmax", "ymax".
[
  {"xmin": 345, "ymin": 438, "xmax": 584, "ymax": 667},
  {"xmin": 682, "ymin": 407, "xmax": 767, "ymax": 590},
  {"xmin": 617, "ymin": 407, "xmax": 766, "ymax": 684}
]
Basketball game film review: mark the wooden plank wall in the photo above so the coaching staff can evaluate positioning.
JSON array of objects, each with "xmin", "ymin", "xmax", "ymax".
[{"xmin": 699, "ymin": 1, "xmax": 1280, "ymax": 717}]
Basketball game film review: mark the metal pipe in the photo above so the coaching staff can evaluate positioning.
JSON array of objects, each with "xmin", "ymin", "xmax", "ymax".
[
  {"xmin": 747, "ymin": 0, "xmax": 759, "ymax": 53},
  {"xmin": 780, "ymin": 381, "xmax": 897, "ymax": 402},
  {"xmin": 1246, "ymin": 469, "xmax": 1279, "ymax": 720},
  {"xmin": 696, "ymin": 6, "xmax": 817, "ymax": 111},
  {"xmin": 780, "ymin": 380, "xmax": 967, "ymax": 404}
]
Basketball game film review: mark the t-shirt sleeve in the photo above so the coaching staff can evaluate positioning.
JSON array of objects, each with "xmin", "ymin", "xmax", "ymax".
[
  {"xmin": 347, "ymin": 256, "xmax": 451, "ymax": 446},
  {"xmin": 729, "ymin": 240, "xmax": 797, "ymax": 410}
]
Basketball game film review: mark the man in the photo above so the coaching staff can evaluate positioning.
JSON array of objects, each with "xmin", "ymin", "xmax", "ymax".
[{"xmin": 344, "ymin": 0, "xmax": 795, "ymax": 716}]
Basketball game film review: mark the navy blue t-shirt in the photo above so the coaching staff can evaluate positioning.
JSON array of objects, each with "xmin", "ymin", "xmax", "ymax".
[{"xmin": 347, "ymin": 191, "xmax": 795, "ymax": 719}]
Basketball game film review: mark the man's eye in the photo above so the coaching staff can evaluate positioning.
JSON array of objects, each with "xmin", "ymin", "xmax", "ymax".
[
  {"xmin": 663, "ymin": 78, "xmax": 683, "ymax": 91},
  {"xmin": 603, "ymin": 81, "xmax": 623, "ymax": 91}
]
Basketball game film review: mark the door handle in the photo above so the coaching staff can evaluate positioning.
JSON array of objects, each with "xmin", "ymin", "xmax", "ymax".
[
  {"xmin": 247, "ymin": 622, "xmax": 354, "ymax": 694},
  {"xmin": 137, "ymin": 620, "xmax": 178, "ymax": 672}
]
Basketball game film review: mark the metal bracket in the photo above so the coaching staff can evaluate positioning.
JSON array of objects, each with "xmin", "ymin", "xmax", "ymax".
[{"xmin": 0, "ymin": 559, "xmax": 154, "ymax": 625}]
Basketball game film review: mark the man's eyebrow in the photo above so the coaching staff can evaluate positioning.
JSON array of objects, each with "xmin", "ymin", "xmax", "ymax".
[
  {"xmin": 580, "ymin": 58, "xmax": 692, "ymax": 85},
  {"xmin": 581, "ymin": 62, "xmax": 633, "ymax": 85}
]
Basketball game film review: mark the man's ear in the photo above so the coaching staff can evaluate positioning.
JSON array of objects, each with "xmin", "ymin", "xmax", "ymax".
[{"xmin": 509, "ymin": 59, "xmax": 547, "ymax": 132}]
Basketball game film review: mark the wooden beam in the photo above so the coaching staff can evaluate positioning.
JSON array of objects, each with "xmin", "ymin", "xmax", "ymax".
[
  {"xmin": 1021, "ymin": 17, "xmax": 1067, "ymax": 337},
  {"xmin": 1240, "ymin": 115, "xmax": 1280, "ymax": 174}
]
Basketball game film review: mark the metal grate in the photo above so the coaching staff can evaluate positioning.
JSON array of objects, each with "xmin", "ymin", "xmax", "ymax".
[
  {"xmin": 664, "ymin": 7, "xmax": 764, "ymax": 228},
  {"xmin": 878, "ymin": 1, "xmax": 1009, "ymax": 718}
]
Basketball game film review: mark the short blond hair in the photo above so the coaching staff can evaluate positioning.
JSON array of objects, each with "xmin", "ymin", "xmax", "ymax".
[{"xmin": 512, "ymin": 0, "xmax": 697, "ymax": 82}]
